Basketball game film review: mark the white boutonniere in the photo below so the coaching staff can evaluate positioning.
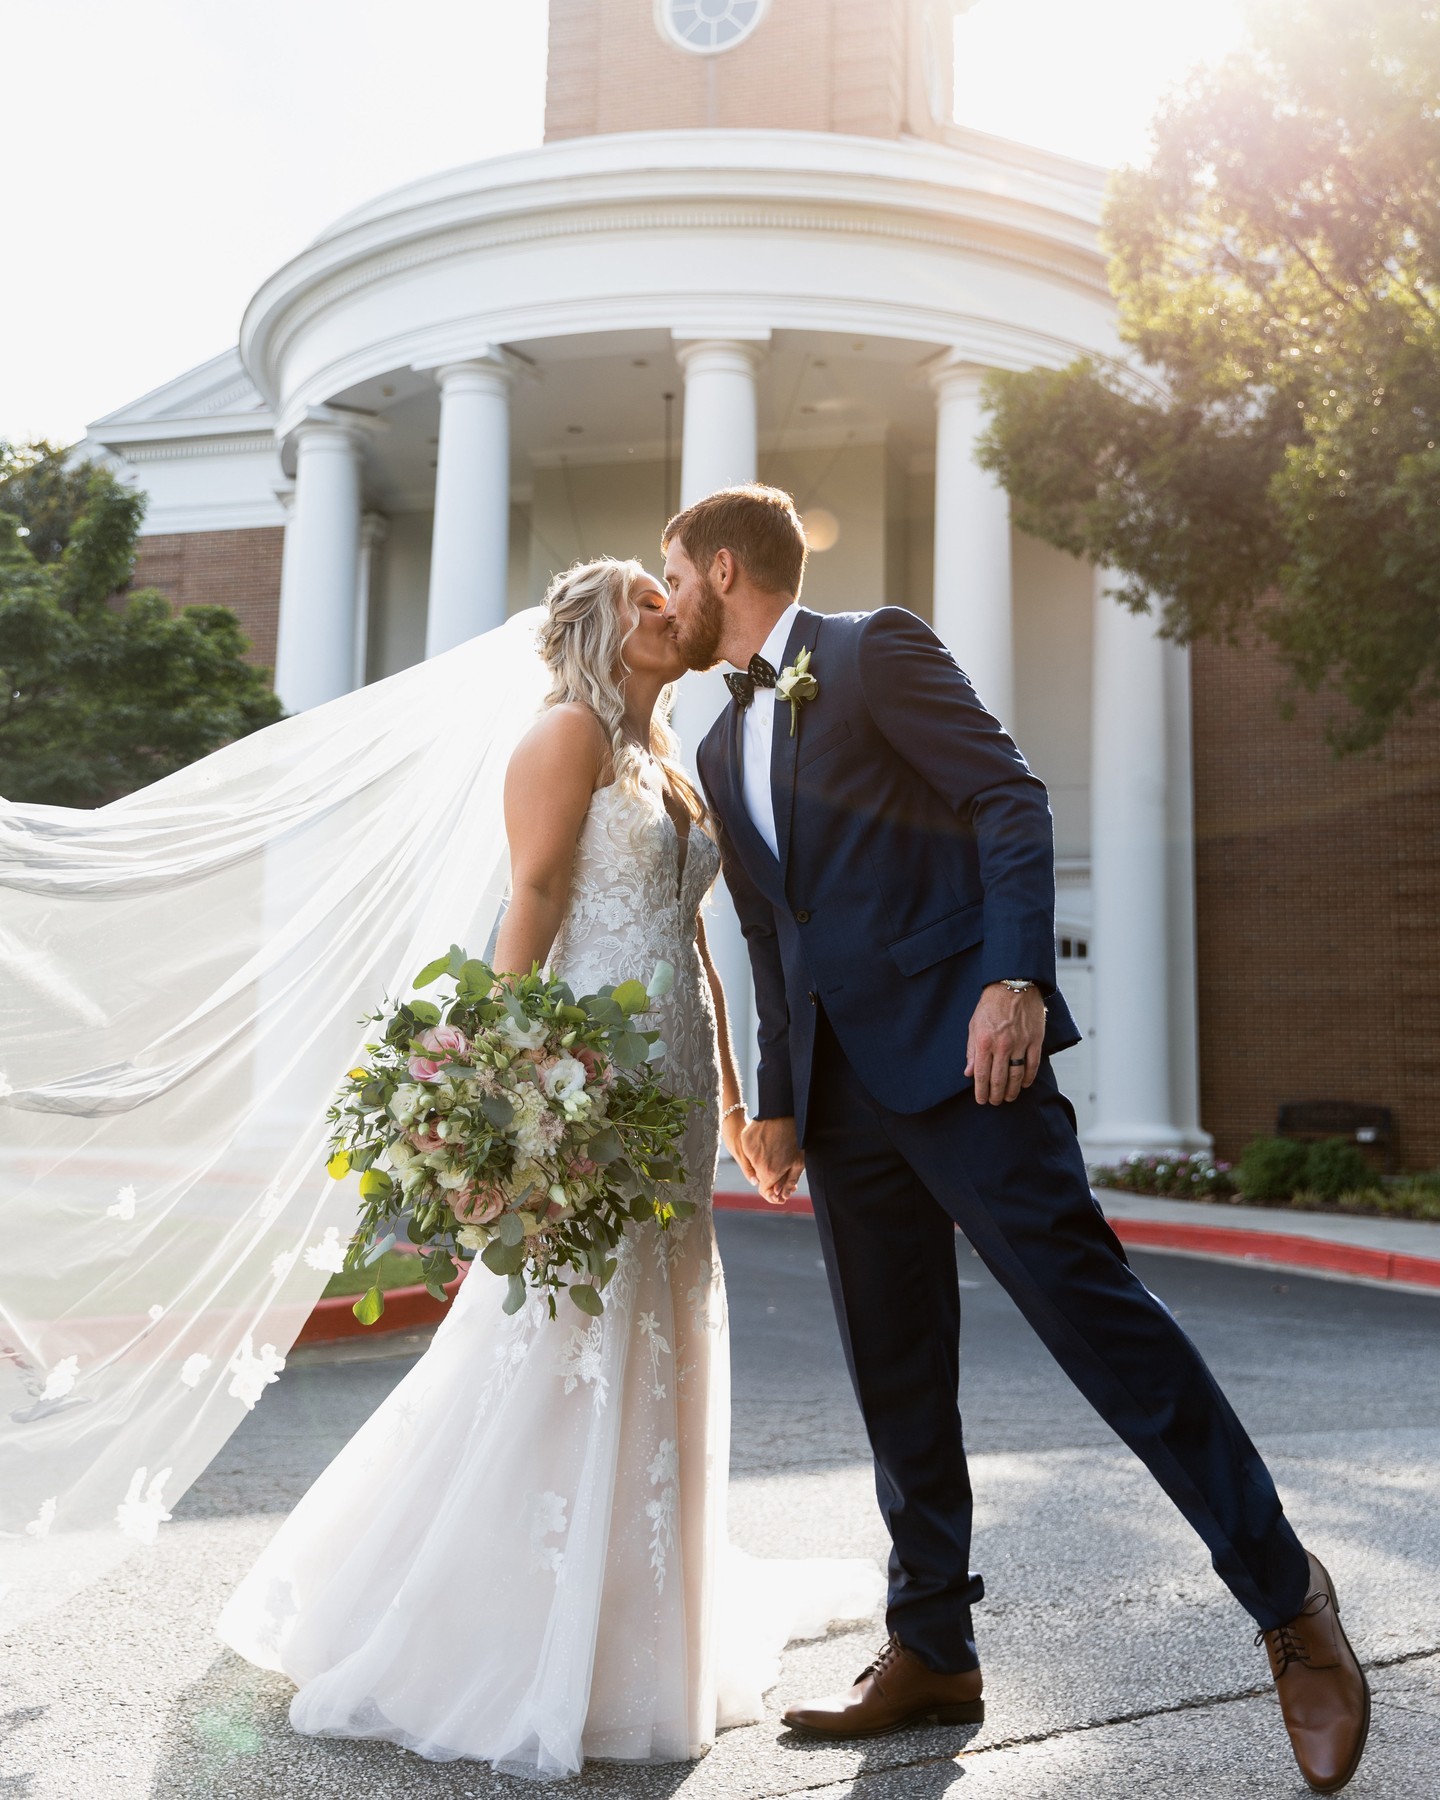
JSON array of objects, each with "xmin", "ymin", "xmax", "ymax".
[{"xmin": 775, "ymin": 647, "xmax": 819, "ymax": 737}]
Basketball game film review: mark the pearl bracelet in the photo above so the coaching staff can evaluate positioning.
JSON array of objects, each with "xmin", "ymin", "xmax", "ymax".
[{"xmin": 720, "ymin": 1101, "xmax": 746, "ymax": 1125}]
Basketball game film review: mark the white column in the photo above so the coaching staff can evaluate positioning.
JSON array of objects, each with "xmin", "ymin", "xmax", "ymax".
[
  {"xmin": 425, "ymin": 355, "xmax": 513, "ymax": 659},
  {"xmin": 354, "ymin": 511, "xmax": 388, "ymax": 689},
  {"xmin": 671, "ymin": 333, "xmax": 769, "ymax": 1115},
  {"xmin": 675, "ymin": 337, "xmax": 765, "ymax": 502},
  {"xmin": 1084, "ymin": 572, "xmax": 1186, "ymax": 1158},
  {"xmin": 272, "ymin": 416, "xmax": 368, "ymax": 714},
  {"xmin": 930, "ymin": 359, "xmax": 1014, "ymax": 726}
]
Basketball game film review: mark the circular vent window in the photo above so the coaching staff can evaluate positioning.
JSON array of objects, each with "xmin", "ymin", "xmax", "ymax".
[{"xmin": 658, "ymin": 0, "xmax": 769, "ymax": 55}]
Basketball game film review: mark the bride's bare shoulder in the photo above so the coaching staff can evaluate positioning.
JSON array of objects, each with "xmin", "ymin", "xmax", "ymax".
[{"xmin": 506, "ymin": 704, "xmax": 611, "ymax": 799}]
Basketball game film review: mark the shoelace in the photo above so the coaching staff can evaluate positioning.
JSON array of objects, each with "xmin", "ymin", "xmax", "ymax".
[
  {"xmin": 858, "ymin": 1635, "xmax": 905, "ymax": 1687},
  {"xmin": 1256, "ymin": 1591, "xmax": 1333, "ymax": 1675}
]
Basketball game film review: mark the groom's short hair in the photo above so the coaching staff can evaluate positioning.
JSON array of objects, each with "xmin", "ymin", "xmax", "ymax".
[{"xmin": 663, "ymin": 484, "xmax": 807, "ymax": 598}]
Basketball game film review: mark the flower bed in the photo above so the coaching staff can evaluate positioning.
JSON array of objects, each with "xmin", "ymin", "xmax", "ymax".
[{"xmin": 1088, "ymin": 1144, "xmax": 1440, "ymax": 1223}]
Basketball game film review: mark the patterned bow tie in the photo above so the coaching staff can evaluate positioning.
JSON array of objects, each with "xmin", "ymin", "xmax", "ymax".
[{"xmin": 725, "ymin": 654, "xmax": 778, "ymax": 710}]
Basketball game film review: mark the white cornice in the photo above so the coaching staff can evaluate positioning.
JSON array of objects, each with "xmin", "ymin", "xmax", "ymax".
[
  {"xmin": 271, "ymin": 295, "xmax": 1103, "ymax": 441},
  {"xmin": 96, "ymin": 429, "xmax": 279, "ymax": 464},
  {"xmin": 313, "ymin": 129, "xmax": 1106, "ymax": 246},
  {"xmin": 242, "ymin": 129, "xmax": 1111, "ymax": 409},
  {"xmin": 137, "ymin": 499, "xmax": 288, "ymax": 534},
  {"xmin": 87, "ymin": 346, "xmax": 269, "ymax": 431}
]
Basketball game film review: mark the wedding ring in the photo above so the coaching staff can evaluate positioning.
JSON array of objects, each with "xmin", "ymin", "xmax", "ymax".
[{"xmin": 1007, "ymin": 1057, "xmax": 1027, "ymax": 1066}]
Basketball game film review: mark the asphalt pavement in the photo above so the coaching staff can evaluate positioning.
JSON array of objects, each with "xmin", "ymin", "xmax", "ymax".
[{"xmin": 4, "ymin": 1211, "xmax": 1438, "ymax": 1799}]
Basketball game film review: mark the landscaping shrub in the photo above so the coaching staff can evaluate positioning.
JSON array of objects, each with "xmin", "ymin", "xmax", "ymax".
[
  {"xmin": 1236, "ymin": 1136, "xmax": 1309, "ymax": 1202},
  {"xmin": 1302, "ymin": 1137, "xmax": 1375, "ymax": 1201}
]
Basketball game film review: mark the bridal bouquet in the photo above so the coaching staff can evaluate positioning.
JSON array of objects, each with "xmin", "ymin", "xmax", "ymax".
[{"xmin": 325, "ymin": 946, "xmax": 696, "ymax": 1324}]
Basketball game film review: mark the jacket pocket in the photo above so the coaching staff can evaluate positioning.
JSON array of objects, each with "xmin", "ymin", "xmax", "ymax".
[
  {"xmin": 886, "ymin": 901, "xmax": 984, "ymax": 977},
  {"xmin": 796, "ymin": 716, "xmax": 852, "ymax": 768}
]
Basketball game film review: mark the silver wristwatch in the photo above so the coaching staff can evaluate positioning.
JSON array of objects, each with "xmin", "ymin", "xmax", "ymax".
[{"xmin": 999, "ymin": 978, "xmax": 1036, "ymax": 994}]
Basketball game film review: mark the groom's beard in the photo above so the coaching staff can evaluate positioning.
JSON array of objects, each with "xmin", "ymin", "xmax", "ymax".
[{"xmin": 674, "ymin": 574, "xmax": 725, "ymax": 672}]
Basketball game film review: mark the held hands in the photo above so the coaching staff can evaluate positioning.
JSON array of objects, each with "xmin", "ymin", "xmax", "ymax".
[
  {"xmin": 965, "ymin": 982, "xmax": 1046, "ymax": 1105},
  {"xmin": 739, "ymin": 1115, "xmax": 804, "ymax": 1207}
]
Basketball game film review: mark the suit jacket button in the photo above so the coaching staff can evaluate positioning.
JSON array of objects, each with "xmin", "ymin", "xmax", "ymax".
[
  {"xmin": 795, "ymin": 908, "xmax": 811, "ymax": 923},
  {"xmin": 808, "ymin": 990, "xmax": 818, "ymax": 1005}
]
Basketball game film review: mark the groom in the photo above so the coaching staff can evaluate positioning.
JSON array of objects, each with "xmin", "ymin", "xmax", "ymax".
[{"xmin": 663, "ymin": 484, "xmax": 1369, "ymax": 1794}]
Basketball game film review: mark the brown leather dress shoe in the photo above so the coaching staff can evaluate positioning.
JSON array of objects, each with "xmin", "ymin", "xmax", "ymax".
[
  {"xmin": 782, "ymin": 1634, "xmax": 984, "ymax": 1739},
  {"xmin": 1258, "ymin": 1552, "xmax": 1370, "ymax": 1793}
]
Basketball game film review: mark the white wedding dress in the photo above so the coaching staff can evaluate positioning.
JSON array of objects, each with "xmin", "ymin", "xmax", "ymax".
[{"xmin": 215, "ymin": 754, "xmax": 882, "ymax": 1779}]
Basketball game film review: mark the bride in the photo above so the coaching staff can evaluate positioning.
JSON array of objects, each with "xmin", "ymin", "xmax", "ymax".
[{"xmin": 210, "ymin": 557, "xmax": 881, "ymax": 1776}]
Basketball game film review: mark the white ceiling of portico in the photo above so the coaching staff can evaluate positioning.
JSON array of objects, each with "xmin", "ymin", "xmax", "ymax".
[{"xmin": 331, "ymin": 326, "xmax": 948, "ymax": 513}]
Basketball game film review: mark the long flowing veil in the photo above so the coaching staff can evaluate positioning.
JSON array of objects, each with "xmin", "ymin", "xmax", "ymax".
[{"xmin": 0, "ymin": 607, "xmax": 549, "ymax": 1636}]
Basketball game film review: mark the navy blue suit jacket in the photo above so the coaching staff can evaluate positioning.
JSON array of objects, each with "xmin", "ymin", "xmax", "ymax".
[{"xmin": 696, "ymin": 605, "xmax": 1080, "ymax": 1142}]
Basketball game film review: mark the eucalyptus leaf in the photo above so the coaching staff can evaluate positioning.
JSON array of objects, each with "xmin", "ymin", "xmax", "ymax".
[
  {"xmin": 353, "ymin": 1286, "xmax": 385, "ymax": 1326},
  {"xmin": 481, "ymin": 1095, "xmax": 514, "ymax": 1129},
  {"xmin": 612, "ymin": 979, "xmax": 649, "ymax": 1015},
  {"xmin": 587, "ymin": 1126, "xmax": 622, "ymax": 1165},
  {"xmin": 482, "ymin": 1238, "xmax": 527, "ymax": 1277},
  {"xmin": 612, "ymin": 1032, "xmax": 649, "ymax": 1069},
  {"xmin": 498, "ymin": 1211, "xmax": 526, "ymax": 1247},
  {"xmin": 570, "ymin": 1284, "xmax": 604, "ymax": 1317},
  {"xmin": 503, "ymin": 1272, "xmax": 527, "ymax": 1315},
  {"xmin": 414, "ymin": 954, "xmax": 451, "ymax": 989},
  {"xmin": 362, "ymin": 1232, "xmax": 396, "ymax": 1266},
  {"xmin": 424, "ymin": 1280, "xmax": 449, "ymax": 1303},
  {"xmin": 409, "ymin": 999, "xmax": 442, "ymax": 1027},
  {"xmin": 447, "ymin": 944, "xmax": 467, "ymax": 977},
  {"xmin": 646, "ymin": 960, "xmax": 675, "ymax": 999}
]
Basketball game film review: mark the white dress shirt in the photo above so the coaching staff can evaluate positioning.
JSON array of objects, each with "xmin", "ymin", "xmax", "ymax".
[{"xmin": 737, "ymin": 601, "xmax": 800, "ymax": 859}]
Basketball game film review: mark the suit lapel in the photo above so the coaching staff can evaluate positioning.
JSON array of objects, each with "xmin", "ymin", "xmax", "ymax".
[
  {"xmin": 713, "ymin": 693, "xmax": 785, "ymax": 898},
  {"xmin": 770, "ymin": 608, "xmax": 823, "ymax": 886}
]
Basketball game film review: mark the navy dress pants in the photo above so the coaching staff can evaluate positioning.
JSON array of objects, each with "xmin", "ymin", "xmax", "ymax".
[{"xmin": 802, "ymin": 1008, "xmax": 1311, "ymax": 1675}]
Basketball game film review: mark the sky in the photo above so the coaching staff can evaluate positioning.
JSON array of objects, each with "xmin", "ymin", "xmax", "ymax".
[{"xmin": 2, "ymin": 0, "xmax": 1246, "ymax": 448}]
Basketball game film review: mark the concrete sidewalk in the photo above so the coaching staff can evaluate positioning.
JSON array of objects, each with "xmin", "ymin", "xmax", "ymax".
[
  {"xmin": 714, "ymin": 1184, "xmax": 1440, "ymax": 1295},
  {"xmin": 1093, "ymin": 1189, "xmax": 1440, "ymax": 1294}
]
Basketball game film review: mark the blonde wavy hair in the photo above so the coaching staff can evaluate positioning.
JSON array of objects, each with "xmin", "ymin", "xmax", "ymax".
[{"xmin": 538, "ymin": 557, "xmax": 705, "ymax": 823}]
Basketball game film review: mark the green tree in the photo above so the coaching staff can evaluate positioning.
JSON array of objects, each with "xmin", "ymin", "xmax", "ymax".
[
  {"xmin": 0, "ymin": 448, "xmax": 283, "ymax": 806},
  {"xmin": 0, "ymin": 437, "xmax": 100, "ymax": 564},
  {"xmin": 978, "ymin": 0, "xmax": 1440, "ymax": 748}
]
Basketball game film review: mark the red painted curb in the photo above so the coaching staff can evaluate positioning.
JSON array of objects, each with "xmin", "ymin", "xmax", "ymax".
[
  {"xmin": 296, "ymin": 1270, "xmax": 466, "ymax": 1346},
  {"xmin": 298, "ymin": 1195, "xmax": 1440, "ymax": 1343},
  {"xmin": 709, "ymin": 1191, "xmax": 1440, "ymax": 1291},
  {"xmin": 713, "ymin": 1188, "xmax": 814, "ymax": 1215},
  {"xmin": 1107, "ymin": 1217, "xmax": 1440, "ymax": 1290}
]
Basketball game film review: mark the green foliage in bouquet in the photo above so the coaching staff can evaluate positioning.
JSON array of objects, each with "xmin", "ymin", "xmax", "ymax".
[{"xmin": 325, "ymin": 946, "xmax": 697, "ymax": 1326}]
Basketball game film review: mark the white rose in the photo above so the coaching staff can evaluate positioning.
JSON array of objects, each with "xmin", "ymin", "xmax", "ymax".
[
  {"xmin": 434, "ymin": 1165, "xmax": 469, "ymax": 1190},
  {"xmin": 542, "ymin": 1055, "xmax": 586, "ymax": 1102},
  {"xmin": 388, "ymin": 1084, "xmax": 426, "ymax": 1123},
  {"xmin": 498, "ymin": 1013, "xmax": 547, "ymax": 1051},
  {"xmin": 388, "ymin": 1140, "xmax": 416, "ymax": 1169},
  {"xmin": 456, "ymin": 1225, "xmax": 488, "ymax": 1251}
]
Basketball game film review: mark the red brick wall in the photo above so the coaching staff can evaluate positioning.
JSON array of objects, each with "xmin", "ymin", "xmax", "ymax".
[
  {"xmin": 1192, "ymin": 634, "xmax": 1440, "ymax": 1171},
  {"xmin": 544, "ymin": 0, "xmax": 912, "ymax": 141},
  {"xmin": 130, "ymin": 527, "xmax": 284, "ymax": 672}
]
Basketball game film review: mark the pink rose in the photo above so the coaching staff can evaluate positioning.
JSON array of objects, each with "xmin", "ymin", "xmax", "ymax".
[
  {"xmin": 567, "ymin": 1156, "xmax": 597, "ymax": 1178},
  {"xmin": 408, "ymin": 1122, "xmax": 445, "ymax": 1154},
  {"xmin": 573, "ymin": 1047, "xmax": 599, "ymax": 1079},
  {"xmin": 409, "ymin": 1024, "xmax": 469, "ymax": 1083},
  {"xmin": 417, "ymin": 1024, "xmax": 469, "ymax": 1058},
  {"xmin": 451, "ymin": 1184, "xmax": 507, "ymax": 1225}
]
